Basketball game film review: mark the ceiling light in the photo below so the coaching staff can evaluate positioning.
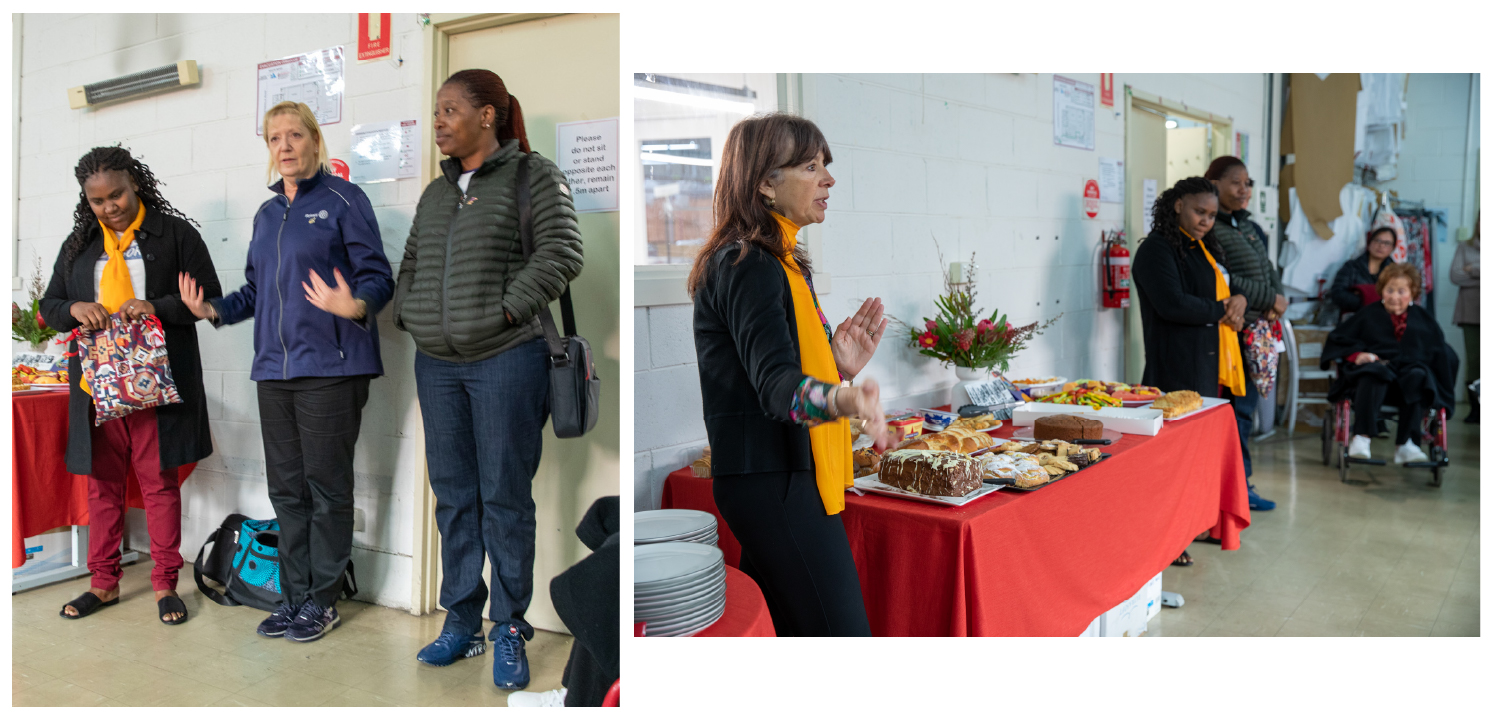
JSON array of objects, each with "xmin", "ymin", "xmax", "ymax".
[
  {"xmin": 634, "ymin": 86, "xmax": 756, "ymax": 115},
  {"xmin": 69, "ymin": 61, "xmax": 201, "ymax": 109},
  {"xmin": 1165, "ymin": 120, "xmax": 1178, "ymax": 129}
]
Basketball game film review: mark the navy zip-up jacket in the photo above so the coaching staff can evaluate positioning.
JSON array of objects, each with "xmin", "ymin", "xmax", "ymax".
[{"xmin": 211, "ymin": 170, "xmax": 394, "ymax": 381}]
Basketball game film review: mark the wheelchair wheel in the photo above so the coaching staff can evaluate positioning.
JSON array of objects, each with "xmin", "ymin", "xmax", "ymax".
[
  {"xmin": 1338, "ymin": 444, "xmax": 1351, "ymax": 484},
  {"xmin": 1322, "ymin": 406, "xmax": 1336, "ymax": 467},
  {"xmin": 1429, "ymin": 443, "xmax": 1444, "ymax": 488}
]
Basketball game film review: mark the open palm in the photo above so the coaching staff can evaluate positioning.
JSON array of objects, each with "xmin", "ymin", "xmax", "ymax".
[{"xmin": 831, "ymin": 297, "xmax": 887, "ymax": 380}]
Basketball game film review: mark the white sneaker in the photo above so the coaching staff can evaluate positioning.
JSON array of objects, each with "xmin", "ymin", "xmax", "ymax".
[
  {"xmin": 1394, "ymin": 440, "xmax": 1428, "ymax": 464},
  {"xmin": 508, "ymin": 688, "xmax": 567, "ymax": 707},
  {"xmin": 1347, "ymin": 435, "xmax": 1372, "ymax": 460}
]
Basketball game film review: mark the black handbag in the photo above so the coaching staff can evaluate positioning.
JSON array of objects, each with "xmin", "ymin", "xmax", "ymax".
[{"xmin": 517, "ymin": 153, "xmax": 600, "ymax": 439}]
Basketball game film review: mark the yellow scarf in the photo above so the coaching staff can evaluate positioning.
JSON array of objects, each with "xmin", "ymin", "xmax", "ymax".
[
  {"xmin": 774, "ymin": 213, "xmax": 854, "ymax": 515},
  {"xmin": 1184, "ymin": 228, "xmax": 1246, "ymax": 396},
  {"xmin": 98, "ymin": 204, "xmax": 145, "ymax": 313}
]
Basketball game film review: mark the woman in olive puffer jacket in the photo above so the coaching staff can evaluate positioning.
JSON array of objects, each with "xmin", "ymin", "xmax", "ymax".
[{"xmin": 393, "ymin": 69, "xmax": 582, "ymax": 691}]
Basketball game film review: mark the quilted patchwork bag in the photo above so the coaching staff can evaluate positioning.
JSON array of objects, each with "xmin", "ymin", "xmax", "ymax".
[{"xmin": 71, "ymin": 312, "xmax": 182, "ymax": 425}]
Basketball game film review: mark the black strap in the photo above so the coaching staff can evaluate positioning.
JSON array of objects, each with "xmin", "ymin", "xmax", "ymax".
[
  {"xmin": 341, "ymin": 560, "xmax": 359, "ymax": 600},
  {"xmin": 516, "ymin": 154, "xmax": 576, "ymax": 366},
  {"xmin": 192, "ymin": 528, "xmax": 240, "ymax": 607}
]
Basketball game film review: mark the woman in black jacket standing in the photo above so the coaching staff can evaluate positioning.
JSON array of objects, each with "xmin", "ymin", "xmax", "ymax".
[
  {"xmin": 393, "ymin": 69, "xmax": 583, "ymax": 689},
  {"xmin": 690, "ymin": 113, "xmax": 890, "ymax": 637},
  {"xmin": 1131, "ymin": 176, "xmax": 1248, "ymax": 566},
  {"xmin": 1329, "ymin": 227, "xmax": 1397, "ymax": 314},
  {"xmin": 40, "ymin": 146, "xmax": 221, "ymax": 625}
]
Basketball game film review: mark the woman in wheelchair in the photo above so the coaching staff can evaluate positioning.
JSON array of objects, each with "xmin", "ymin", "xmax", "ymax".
[{"xmin": 1321, "ymin": 263, "xmax": 1459, "ymax": 464}]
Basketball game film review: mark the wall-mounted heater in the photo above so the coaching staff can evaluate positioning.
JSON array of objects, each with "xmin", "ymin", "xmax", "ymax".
[{"xmin": 68, "ymin": 61, "xmax": 200, "ymax": 110}]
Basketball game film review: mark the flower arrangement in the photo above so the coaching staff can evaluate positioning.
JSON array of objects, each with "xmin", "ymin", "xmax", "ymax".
[
  {"xmin": 889, "ymin": 250, "xmax": 1059, "ymax": 374},
  {"xmin": 12, "ymin": 258, "xmax": 58, "ymax": 347}
]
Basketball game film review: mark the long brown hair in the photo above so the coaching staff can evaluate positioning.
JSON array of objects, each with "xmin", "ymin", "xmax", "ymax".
[
  {"xmin": 444, "ymin": 69, "xmax": 530, "ymax": 153},
  {"xmin": 687, "ymin": 113, "xmax": 833, "ymax": 297}
]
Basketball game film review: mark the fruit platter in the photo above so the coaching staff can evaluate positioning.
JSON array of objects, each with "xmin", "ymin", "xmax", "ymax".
[
  {"xmin": 12, "ymin": 364, "xmax": 68, "ymax": 392},
  {"xmin": 1043, "ymin": 380, "xmax": 1164, "ymax": 408}
]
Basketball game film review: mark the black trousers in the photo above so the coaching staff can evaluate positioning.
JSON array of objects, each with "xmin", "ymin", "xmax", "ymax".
[
  {"xmin": 712, "ymin": 469, "xmax": 871, "ymax": 637},
  {"xmin": 257, "ymin": 376, "xmax": 370, "ymax": 609},
  {"xmin": 1353, "ymin": 367, "xmax": 1428, "ymax": 445}
]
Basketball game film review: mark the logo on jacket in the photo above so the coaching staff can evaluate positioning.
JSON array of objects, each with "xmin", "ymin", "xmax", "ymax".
[{"xmin": 305, "ymin": 209, "xmax": 329, "ymax": 223}]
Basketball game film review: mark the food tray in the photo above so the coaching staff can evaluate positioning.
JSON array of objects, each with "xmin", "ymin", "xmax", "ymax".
[
  {"xmin": 1160, "ymin": 397, "xmax": 1231, "ymax": 422},
  {"xmin": 1008, "ymin": 376, "xmax": 1066, "ymax": 390},
  {"xmin": 851, "ymin": 474, "xmax": 1003, "ymax": 507},
  {"xmin": 13, "ymin": 384, "xmax": 69, "ymax": 393},
  {"xmin": 1011, "ymin": 426, "xmax": 1123, "ymax": 444},
  {"xmin": 989, "ymin": 453, "xmax": 1112, "ymax": 493}
]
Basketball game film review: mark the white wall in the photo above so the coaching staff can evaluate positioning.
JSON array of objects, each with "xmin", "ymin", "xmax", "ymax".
[
  {"xmin": 1374, "ymin": 73, "xmax": 1480, "ymax": 396},
  {"xmin": 634, "ymin": 73, "xmax": 1270, "ymax": 510},
  {"xmin": 15, "ymin": 13, "xmax": 428, "ymax": 608}
]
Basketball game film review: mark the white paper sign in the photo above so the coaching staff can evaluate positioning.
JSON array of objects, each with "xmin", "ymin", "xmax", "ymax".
[
  {"xmin": 257, "ymin": 46, "xmax": 345, "ymax": 135},
  {"xmin": 555, "ymin": 118, "xmax": 619, "ymax": 213},
  {"xmin": 349, "ymin": 119, "xmax": 419, "ymax": 184},
  {"xmin": 1142, "ymin": 179, "xmax": 1159, "ymax": 236},
  {"xmin": 1099, "ymin": 157, "xmax": 1124, "ymax": 204},
  {"xmin": 1053, "ymin": 75, "xmax": 1096, "ymax": 151}
]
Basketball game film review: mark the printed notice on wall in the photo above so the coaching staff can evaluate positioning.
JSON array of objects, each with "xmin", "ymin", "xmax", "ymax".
[
  {"xmin": 1053, "ymin": 75, "xmax": 1096, "ymax": 151},
  {"xmin": 349, "ymin": 119, "xmax": 419, "ymax": 184},
  {"xmin": 556, "ymin": 117, "xmax": 619, "ymax": 214},
  {"xmin": 257, "ymin": 46, "xmax": 345, "ymax": 135},
  {"xmin": 1098, "ymin": 157, "xmax": 1124, "ymax": 204},
  {"xmin": 1142, "ymin": 179, "xmax": 1159, "ymax": 236}
]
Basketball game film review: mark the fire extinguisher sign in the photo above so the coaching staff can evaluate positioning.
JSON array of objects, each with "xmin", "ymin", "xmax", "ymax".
[{"xmin": 1083, "ymin": 179, "xmax": 1100, "ymax": 219}]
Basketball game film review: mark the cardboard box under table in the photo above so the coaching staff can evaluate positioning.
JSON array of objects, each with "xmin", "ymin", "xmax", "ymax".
[{"xmin": 662, "ymin": 403, "xmax": 1249, "ymax": 636}]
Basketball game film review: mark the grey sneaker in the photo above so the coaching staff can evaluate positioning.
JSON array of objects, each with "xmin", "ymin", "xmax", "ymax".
[
  {"xmin": 257, "ymin": 601, "xmax": 302, "ymax": 637},
  {"xmin": 284, "ymin": 600, "xmax": 340, "ymax": 642}
]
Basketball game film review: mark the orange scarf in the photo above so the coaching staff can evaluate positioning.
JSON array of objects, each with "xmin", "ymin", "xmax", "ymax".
[
  {"xmin": 1184, "ymin": 228, "xmax": 1246, "ymax": 396},
  {"xmin": 774, "ymin": 214, "xmax": 853, "ymax": 515},
  {"xmin": 98, "ymin": 204, "xmax": 145, "ymax": 313}
]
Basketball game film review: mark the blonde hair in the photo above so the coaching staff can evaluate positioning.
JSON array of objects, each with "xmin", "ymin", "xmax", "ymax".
[{"xmin": 262, "ymin": 101, "xmax": 332, "ymax": 183}]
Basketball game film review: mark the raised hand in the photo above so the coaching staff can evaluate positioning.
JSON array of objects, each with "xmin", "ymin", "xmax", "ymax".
[
  {"xmin": 303, "ymin": 268, "xmax": 365, "ymax": 320},
  {"xmin": 178, "ymin": 272, "xmax": 215, "ymax": 320},
  {"xmin": 830, "ymin": 297, "xmax": 888, "ymax": 381}
]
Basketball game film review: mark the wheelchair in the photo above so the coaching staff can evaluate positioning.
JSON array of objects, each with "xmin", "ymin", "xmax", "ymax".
[{"xmin": 1322, "ymin": 398, "xmax": 1449, "ymax": 487}]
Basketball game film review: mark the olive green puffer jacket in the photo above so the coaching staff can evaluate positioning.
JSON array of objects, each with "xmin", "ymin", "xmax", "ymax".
[
  {"xmin": 1211, "ymin": 207, "xmax": 1284, "ymax": 324},
  {"xmin": 394, "ymin": 139, "xmax": 584, "ymax": 362}
]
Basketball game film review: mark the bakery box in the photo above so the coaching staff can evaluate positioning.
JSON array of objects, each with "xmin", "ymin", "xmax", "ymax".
[{"xmin": 1089, "ymin": 407, "xmax": 1163, "ymax": 436}]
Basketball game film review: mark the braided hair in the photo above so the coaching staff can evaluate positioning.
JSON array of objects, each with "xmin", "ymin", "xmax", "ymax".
[
  {"xmin": 64, "ymin": 146, "xmax": 197, "ymax": 267},
  {"xmin": 1149, "ymin": 176, "xmax": 1221, "ymax": 260}
]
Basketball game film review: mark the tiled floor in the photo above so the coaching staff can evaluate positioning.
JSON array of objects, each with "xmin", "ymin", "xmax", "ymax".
[
  {"xmin": 12, "ymin": 564, "xmax": 573, "ymax": 706},
  {"xmin": 1146, "ymin": 403, "xmax": 1480, "ymax": 637}
]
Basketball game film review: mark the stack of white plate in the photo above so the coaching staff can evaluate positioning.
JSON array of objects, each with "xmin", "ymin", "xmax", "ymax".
[
  {"xmin": 634, "ymin": 509, "xmax": 718, "ymax": 547},
  {"xmin": 635, "ymin": 542, "xmax": 727, "ymax": 637}
]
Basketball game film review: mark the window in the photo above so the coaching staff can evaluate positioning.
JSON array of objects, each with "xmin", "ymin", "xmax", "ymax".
[{"xmin": 634, "ymin": 73, "xmax": 778, "ymax": 266}]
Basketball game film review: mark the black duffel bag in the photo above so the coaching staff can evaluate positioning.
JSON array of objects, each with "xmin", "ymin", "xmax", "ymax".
[{"xmin": 193, "ymin": 513, "xmax": 357, "ymax": 612}]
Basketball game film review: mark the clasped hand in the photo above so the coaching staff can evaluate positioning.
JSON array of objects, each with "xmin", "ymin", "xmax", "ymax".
[{"xmin": 1221, "ymin": 295, "xmax": 1248, "ymax": 331}]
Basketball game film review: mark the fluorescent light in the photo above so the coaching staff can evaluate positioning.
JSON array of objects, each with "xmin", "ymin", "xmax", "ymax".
[
  {"xmin": 1165, "ymin": 120, "xmax": 1178, "ymax": 129},
  {"xmin": 639, "ymin": 152, "xmax": 714, "ymax": 167},
  {"xmin": 634, "ymin": 86, "xmax": 756, "ymax": 115}
]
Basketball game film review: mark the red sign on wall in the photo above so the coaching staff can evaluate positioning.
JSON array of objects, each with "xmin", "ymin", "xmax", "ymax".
[
  {"xmin": 1084, "ymin": 179, "xmax": 1101, "ymax": 218},
  {"xmin": 329, "ymin": 158, "xmax": 351, "ymax": 181},
  {"xmin": 358, "ymin": 14, "xmax": 392, "ymax": 62},
  {"xmin": 1100, "ymin": 74, "xmax": 1114, "ymax": 108}
]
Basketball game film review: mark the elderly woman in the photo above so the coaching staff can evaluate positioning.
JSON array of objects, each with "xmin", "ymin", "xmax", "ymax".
[
  {"xmin": 392, "ymin": 69, "xmax": 583, "ymax": 689},
  {"xmin": 1330, "ymin": 227, "xmax": 1397, "ymax": 314},
  {"xmin": 690, "ymin": 113, "xmax": 890, "ymax": 637},
  {"xmin": 1131, "ymin": 176, "xmax": 1248, "ymax": 566},
  {"xmin": 179, "ymin": 101, "xmax": 394, "ymax": 643},
  {"xmin": 1322, "ymin": 263, "xmax": 1458, "ymax": 463},
  {"xmin": 41, "ymin": 146, "xmax": 220, "ymax": 625},
  {"xmin": 1203, "ymin": 156, "xmax": 1282, "ymax": 511}
]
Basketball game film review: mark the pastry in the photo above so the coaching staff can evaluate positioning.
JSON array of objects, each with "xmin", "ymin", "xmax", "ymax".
[
  {"xmin": 1033, "ymin": 414, "xmax": 1104, "ymax": 442},
  {"xmin": 1151, "ymin": 390, "xmax": 1203, "ymax": 419},
  {"xmin": 852, "ymin": 447, "xmax": 882, "ymax": 478},
  {"xmin": 1013, "ymin": 463, "xmax": 1051, "ymax": 488},
  {"xmin": 691, "ymin": 447, "xmax": 713, "ymax": 479},
  {"xmin": 878, "ymin": 450, "xmax": 984, "ymax": 497}
]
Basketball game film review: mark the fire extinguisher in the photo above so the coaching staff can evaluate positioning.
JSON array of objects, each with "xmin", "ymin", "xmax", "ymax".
[{"xmin": 1101, "ymin": 230, "xmax": 1131, "ymax": 309}]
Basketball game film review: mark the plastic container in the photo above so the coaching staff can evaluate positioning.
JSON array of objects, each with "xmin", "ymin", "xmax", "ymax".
[{"xmin": 886, "ymin": 416, "xmax": 924, "ymax": 445}]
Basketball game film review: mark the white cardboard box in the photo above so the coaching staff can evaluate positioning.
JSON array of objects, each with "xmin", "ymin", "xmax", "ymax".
[
  {"xmin": 1010, "ymin": 403, "xmax": 1163, "ymax": 436},
  {"xmin": 1099, "ymin": 585, "xmax": 1151, "ymax": 637},
  {"xmin": 1140, "ymin": 571, "xmax": 1163, "ymax": 620},
  {"xmin": 1078, "ymin": 615, "xmax": 1101, "ymax": 637},
  {"xmin": 13, "ymin": 529, "xmax": 75, "ymax": 578}
]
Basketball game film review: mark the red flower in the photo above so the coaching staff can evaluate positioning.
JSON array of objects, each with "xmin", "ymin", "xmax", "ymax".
[
  {"xmin": 955, "ymin": 329, "xmax": 975, "ymax": 351},
  {"xmin": 35, "ymin": 309, "xmax": 47, "ymax": 330},
  {"xmin": 977, "ymin": 318, "xmax": 994, "ymax": 333},
  {"xmin": 918, "ymin": 331, "xmax": 940, "ymax": 348},
  {"xmin": 925, "ymin": 320, "xmax": 938, "ymax": 333}
]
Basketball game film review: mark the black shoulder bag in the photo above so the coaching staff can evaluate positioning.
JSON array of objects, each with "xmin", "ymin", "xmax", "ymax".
[{"xmin": 517, "ymin": 153, "xmax": 600, "ymax": 438}]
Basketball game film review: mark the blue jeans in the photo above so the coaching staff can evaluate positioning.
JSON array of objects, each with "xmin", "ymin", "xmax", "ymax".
[
  {"xmin": 416, "ymin": 338, "xmax": 550, "ymax": 640},
  {"xmin": 1225, "ymin": 372, "xmax": 1258, "ymax": 479}
]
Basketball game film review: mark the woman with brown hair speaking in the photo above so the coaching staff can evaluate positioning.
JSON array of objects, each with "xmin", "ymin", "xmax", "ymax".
[{"xmin": 690, "ymin": 113, "xmax": 890, "ymax": 636}]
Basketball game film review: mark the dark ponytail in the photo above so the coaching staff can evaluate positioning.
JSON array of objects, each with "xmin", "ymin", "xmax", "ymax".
[
  {"xmin": 444, "ymin": 69, "xmax": 531, "ymax": 153},
  {"xmin": 1149, "ymin": 176, "xmax": 1219, "ymax": 259}
]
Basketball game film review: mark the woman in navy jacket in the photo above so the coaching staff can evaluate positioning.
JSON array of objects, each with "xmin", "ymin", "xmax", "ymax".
[{"xmin": 180, "ymin": 101, "xmax": 393, "ymax": 643}]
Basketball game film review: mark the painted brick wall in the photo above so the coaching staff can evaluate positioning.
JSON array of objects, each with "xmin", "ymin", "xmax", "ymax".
[
  {"xmin": 15, "ymin": 13, "xmax": 427, "ymax": 608},
  {"xmin": 634, "ymin": 73, "xmax": 1269, "ymax": 511}
]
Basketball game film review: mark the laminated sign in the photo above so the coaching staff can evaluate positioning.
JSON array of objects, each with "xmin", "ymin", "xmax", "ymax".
[
  {"xmin": 556, "ymin": 118, "xmax": 620, "ymax": 214},
  {"xmin": 257, "ymin": 46, "xmax": 345, "ymax": 134}
]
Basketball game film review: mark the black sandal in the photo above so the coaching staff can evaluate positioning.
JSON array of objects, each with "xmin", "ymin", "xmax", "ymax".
[
  {"xmin": 157, "ymin": 595, "xmax": 189, "ymax": 625},
  {"xmin": 1196, "ymin": 535, "xmax": 1223, "ymax": 545},
  {"xmin": 59, "ymin": 591, "xmax": 118, "ymax": 619},
  {"xmin": 1171, "ymin": 551, "xmax": 1194, "ymax": 567}
]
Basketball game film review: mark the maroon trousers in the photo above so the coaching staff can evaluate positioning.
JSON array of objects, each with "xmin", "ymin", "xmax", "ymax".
[{"xmin": 87, "ymin": 408, "xmax": 183, "ymax": 592}]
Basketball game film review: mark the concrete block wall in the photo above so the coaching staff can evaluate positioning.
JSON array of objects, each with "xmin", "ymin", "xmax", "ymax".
[
  {"xmin": 15, "ymin": 13, "xmax": 428, "ymax": 608},
  {"xmin": 634, "ymin": 73, "xmax": 1269, "ymax": 511}
]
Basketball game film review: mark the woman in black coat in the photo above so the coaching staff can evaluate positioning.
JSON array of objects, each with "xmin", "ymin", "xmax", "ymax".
[
  {"xmin": 39, "ymin": 147, "xmax": 221, "ymax": 625},
  {"xmin": 1329, "ymin": 227, "xmax": 1397, "ymax": 314},
  {"xmin": 690, "ymin": 114, "xmax": 890, "ymax": 636},
  {"xmin": 1321, "ymin": 263, "xmax": 1457, "ymax": 464}
]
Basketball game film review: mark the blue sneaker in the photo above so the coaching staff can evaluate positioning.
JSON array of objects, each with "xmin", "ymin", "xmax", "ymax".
[
  {"xmin": 1248, "ymin": 485, "xmax": 1276, "ymax": 511},
  {"xmin": 492, "ymin": 623, "xmax": 530, "ymax": 690},
  {"xmin": 257, "ymin": 600, "xmax": 302, "ymax": 637},
  {"xmin": 417, "ymin": 630, "xmax": 486, "ymax": 667},
  {"xmin": 284, "ymin": 600, "xmax": 340, "ymax": 642}
]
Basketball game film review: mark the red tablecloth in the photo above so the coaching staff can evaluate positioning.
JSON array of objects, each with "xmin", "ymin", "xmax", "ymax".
[
  {"xmin": 12, "ymin": 391, "xmax": 195, "ymax": 568},
  {"xmin": 662, "ymin": 405, "xmax": 1250, "ymax": 636},
  {"xmin": 692, "ymin": 565, "xmax": 776, "ymax": 637}
]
